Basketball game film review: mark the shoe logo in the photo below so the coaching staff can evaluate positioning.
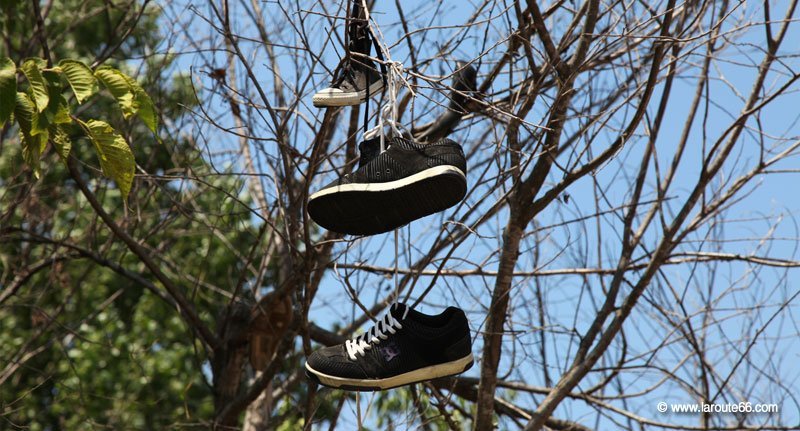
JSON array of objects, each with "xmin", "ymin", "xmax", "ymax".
[{"xmin": 379, "ymin": 342, "xmax": 401, "ymax": 362}]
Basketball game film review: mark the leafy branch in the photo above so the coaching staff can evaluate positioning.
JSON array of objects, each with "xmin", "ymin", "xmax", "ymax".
[{"xmin": 0, "ymin": 56, "xmax": 157, "ymax": 200}]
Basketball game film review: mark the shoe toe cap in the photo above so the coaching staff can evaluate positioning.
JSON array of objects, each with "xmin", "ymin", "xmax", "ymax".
[
  {"xmin": 314, "ymin": 87, "xmax": 345, "ymax": 97},
  {"xmin": 306, "ymin": 346, "xmax": 369, "ymax": 379}
]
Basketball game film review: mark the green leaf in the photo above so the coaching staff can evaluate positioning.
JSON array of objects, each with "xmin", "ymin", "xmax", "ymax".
[
  {"xmin": 52, "ymin": 95, "xmax": 72, "ymax": 124},
  {"xmin": 94, "ymin": 66, "xmax": 135, "ymax": 118},
  {"xmin": 19, "ymin": 58, "xmax": 49, "ymax": 113},
  {"xmin": 122, "ymin": 74, "xmax": 157, "ymax": 134},
  {"xmin": 14, "ymin": 92, "xmax": 36, "ymax": 130},
  {"xmin": 94, "ymin": 66, "xmax": 157, "ymax": 133},
  {"xmin": 15, "ymin": 92, "xmax": 47, "ymax": 178},
  {"xmin": 58, "ymin": 59, "xmax": 97, "ymax": 104},
  {"xmin": 42, "ymin": 71, "xmax": 71, "ymax": 125},
  {"xmin": 0, "ymin": 57, "xmax": 16, "ymax": 127},
  {"xmin": 78, "ymin": 119, "xmax": 135, "ymax": 200},
  {"xmin": 28, "ymin": 88, "xmax": 50, "ymax": 136},
  {"xmin": 23, "ymin": 70, "xmax": 68, "ymax": 136},
  {"xmin": 50, "ymin": 124, "xmax": 72, "ymax": 160}
]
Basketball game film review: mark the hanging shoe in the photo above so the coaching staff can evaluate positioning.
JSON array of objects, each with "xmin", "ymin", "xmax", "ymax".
[
  {"xmin": 305, "ymin": 303, "xmax": 474, "ymax": 391},
  {"xmin": 307, "ymin": 136, "xmax": 467, "ymax": 236},
  {"xmin": 313, "ymin": 57, "xmax": 384, "ymax": 107}
]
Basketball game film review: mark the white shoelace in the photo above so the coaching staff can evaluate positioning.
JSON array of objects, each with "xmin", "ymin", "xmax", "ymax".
[
  {"xmin": 345, "ymin": 305, "xmax": 410, "ymax": 360},
  {"xmin": 364, "ymin": 61, "xmax": 410, "ymax": 148}
]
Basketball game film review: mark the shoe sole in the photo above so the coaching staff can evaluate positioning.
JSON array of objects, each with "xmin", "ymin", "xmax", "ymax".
[
  {"xmin": 307, "ymin": 165, "xmax": 467, "ymax": 235},
  {"xmin": 305, "ymin": 353, "xmax": 474, "ymax": 391},
  {"xmin": 312, "ymin": 80, "xmax": 385, "ymax": 107}
]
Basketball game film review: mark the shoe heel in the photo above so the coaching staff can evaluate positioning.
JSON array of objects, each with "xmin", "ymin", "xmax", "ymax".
[{"xmin": 413, "ymin": 168, "xmax": 468, "ymax": 216}]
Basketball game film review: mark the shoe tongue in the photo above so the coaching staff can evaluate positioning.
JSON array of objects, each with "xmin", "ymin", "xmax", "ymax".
[
  {"xmin": 389, "ymin": 303, "xmax": 409, "ymax": 321},
  {"xmin": 358, "ymin": 137, "xmax": 382, "ymax": 168}
]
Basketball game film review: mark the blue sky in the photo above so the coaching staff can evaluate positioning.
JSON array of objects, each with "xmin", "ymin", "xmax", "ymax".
[{"xmin": 161, "ymin": 0, "xmax": 800, "ymax": 428}]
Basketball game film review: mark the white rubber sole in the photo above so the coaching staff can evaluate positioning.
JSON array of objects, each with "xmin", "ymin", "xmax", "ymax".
[
  {"xmin": 307, "ymin": 164, "xmax": 468, "ymax": 235},
  {"xmin": 312, "ymin": 79, "xmax": 384, "ymax": 107},
  {"xmin": 309, "ymin": 165, "xmax": 466, "ymax": 202},
  {"xmin": 305, "ymin": 353, "xmax": 474, "ymax": 390}
]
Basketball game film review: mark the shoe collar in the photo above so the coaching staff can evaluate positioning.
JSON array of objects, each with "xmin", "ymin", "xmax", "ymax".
[{"xmin": 389, "ymin": 302, "xmax": 410, "ymax": 320}]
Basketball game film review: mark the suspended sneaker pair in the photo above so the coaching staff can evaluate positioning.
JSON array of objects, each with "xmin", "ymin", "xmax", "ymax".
[
  {"xmin": 305, "ymin": 303, "xmax": 473, "ymax": 391},
  {"xmin": 307, "ymin": 40, "xmax": 472, "ymax": 391}
]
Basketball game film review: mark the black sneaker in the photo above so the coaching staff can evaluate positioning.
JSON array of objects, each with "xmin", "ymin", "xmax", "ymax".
[
  {"xmin": 307, "ymin": 136, "xmax": 467, "ymax": 235},
  {"xmin": 305, "ymin": 303, "xmax": 473, "ymax": 391},
  {"xmin": 313, "ymin": 57, "xmax": 384, "ymax": 107}
]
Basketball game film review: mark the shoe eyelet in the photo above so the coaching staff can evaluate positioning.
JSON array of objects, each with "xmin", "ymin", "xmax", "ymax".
[{"xmin": 386, "ymin": 169, "xmax": 390, "ymax": 175}]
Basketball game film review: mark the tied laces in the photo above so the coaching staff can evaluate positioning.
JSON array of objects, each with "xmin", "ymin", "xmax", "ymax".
[
  {"xmin": 345, "ymin": 304, "xmax": 409, "ymax": 360},
  {"xmin": 364, "ymin": 60, "xmax": 414, "ymax": 152}
]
